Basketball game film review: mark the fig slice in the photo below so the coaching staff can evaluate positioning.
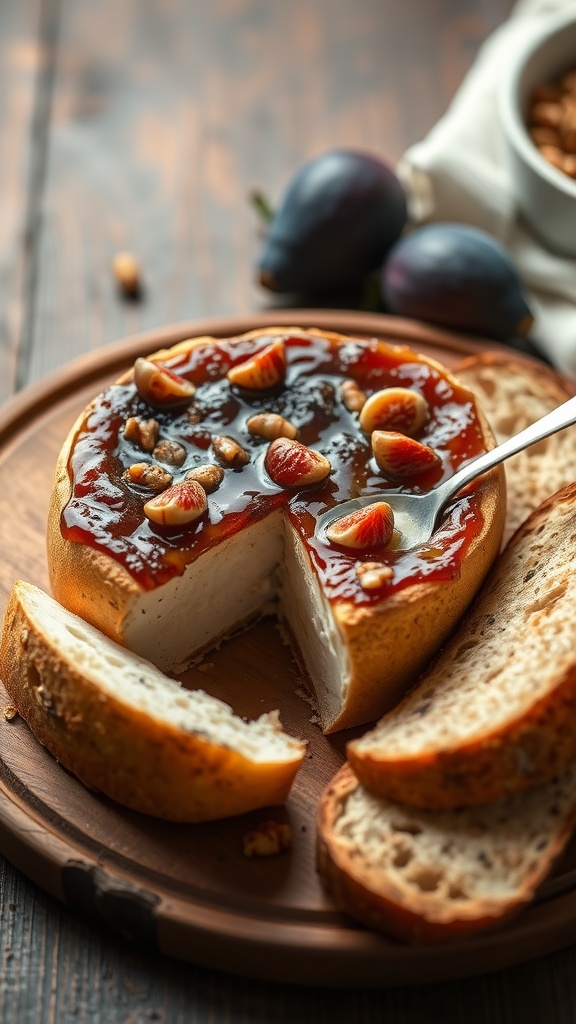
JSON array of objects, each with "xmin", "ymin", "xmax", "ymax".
[{"xmin": 325, "ymin": 502, "xmax": 395, "ymax": 551}]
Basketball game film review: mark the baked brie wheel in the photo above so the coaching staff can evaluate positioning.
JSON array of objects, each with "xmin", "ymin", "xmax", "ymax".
[{"xmin": 48, "ymin": 326, "xmax": 505, "ymax": 733}]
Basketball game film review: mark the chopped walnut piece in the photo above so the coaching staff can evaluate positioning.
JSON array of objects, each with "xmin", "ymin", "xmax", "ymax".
[
  {"xmin": 3, "ymin": 704, "xmax": 17, "ymax": 721},
  {"xmin": 357, "ymin": 564, "xmax": 394, "ymax": 590},
  {"xmin": 339, "ymin": 378, "xmax": 367, "ymax": 412},
  {"xmin": 124, "ymin": 462, "xmax": 173, "ymax": 491},
  {"xmin": 153, "ymin": 439, "xmax": 187, "ymax": 467},
  {"xmin": 112, "ymin": 250, "xmax": 141, "ymax": 297},
  {"xmin": 185, "ymin": 464, "xmax": 224, "ymax": 493},
  {"xmin": 246, "ymin": 412, "xmax": 298, "ymax": 441},
  {"xmin": 356, "ymin": 561, "xmax": 381, "ymax": 576},
  {"xmin": 242, "ymin": 820, "xmax": 293, "ymax": 858},
  {"xmin": 212, "ymin": 435, "xmax": 250, "ymax": 468},
  {"xmin": 123, "ymin": 416, "xmax": 160, "ymax": 452},
  {"xmin": 186, "ymin": 405, "xmax": 203, "ymax": 425}
]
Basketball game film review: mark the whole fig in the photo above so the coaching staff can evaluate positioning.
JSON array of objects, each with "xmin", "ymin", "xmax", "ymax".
[
  {"xmin": 381, "ymin": 224, "xmax": 533, "ymax": 341},
  {"xmin": 258, "ymin": 149, "xmax": 407, "ymax": 294}
]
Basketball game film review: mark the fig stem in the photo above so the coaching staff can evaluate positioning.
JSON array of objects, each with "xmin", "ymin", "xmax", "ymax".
[
  {"xmin": 516, "ymin": 312, "xmax": 535, "ymax": 337},
  {"xmin": 249, "ymin": 189, "xmax": 275, "ymax": 225}
]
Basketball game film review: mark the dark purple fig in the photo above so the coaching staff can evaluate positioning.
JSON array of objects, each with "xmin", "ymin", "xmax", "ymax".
[
  {"xmin": 257, "ymin": 149, "xmax": 407, "ymax": 294},
  {"xmin": 381, "ymin": 223, "xmax": 533, "ymax": 341}
]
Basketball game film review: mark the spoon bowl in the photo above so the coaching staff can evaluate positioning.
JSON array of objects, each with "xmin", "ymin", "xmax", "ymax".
[
  {"xmin": 316, "ymin": 489, "xmax": 457, "ymax": 550},
  {"xmin": 315, "ymin": 391, "xmax": 576, "ymax": 550}
]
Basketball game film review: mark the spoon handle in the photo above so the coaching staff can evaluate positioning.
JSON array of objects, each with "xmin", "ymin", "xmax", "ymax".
[{"xmin": 437, "ymin": 392, "xmax": 576, "ymax": 510}]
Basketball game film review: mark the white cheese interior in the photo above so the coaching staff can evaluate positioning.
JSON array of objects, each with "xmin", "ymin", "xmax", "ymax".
[
  {"xmin": 278, "ymin": 521, "xmax": 349, "ymax": 731},
  {"xmin": 123, "ymin": 512, "xmax": 285, "ymax": 670},
  {"xmin": 121, "ymin": 511, "xmax": 350, "ymax": 729}
]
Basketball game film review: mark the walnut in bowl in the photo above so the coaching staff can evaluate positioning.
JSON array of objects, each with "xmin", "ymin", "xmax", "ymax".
[{"xmin": 499, "ymin": 9, "xmax": 576, "ymax": 257}]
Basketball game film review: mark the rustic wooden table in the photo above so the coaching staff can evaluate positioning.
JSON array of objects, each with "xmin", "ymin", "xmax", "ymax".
[{"xmin": 6, "ymin": 1, "xmax": 576, "ymax": 1021}]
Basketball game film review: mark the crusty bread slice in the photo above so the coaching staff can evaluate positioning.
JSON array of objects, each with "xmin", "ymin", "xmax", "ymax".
[
  {"xmin": 347, "ymin": 481, "xmax": 576, "ymax": 809},
  {"xmin": 0, "ymin": 580, "xmax": 305, "ymax": 822},
  {"xmin": 454, "ymin": 352, "xmax": 576, "ymax": 547},
  {"xmin": 317, "ymin": 763, "xmax": 576, "ymax": 943}
]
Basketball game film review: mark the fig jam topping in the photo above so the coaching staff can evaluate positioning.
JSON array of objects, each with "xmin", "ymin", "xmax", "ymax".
[{"xmin": 61, "ymin": 332, "xmax": 485, "ymax": 601}]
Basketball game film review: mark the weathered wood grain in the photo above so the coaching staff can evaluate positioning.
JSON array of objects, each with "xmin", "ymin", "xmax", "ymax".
[
  {"xmin": 14, "ymin": 0, "xmax": 576, "ymax": 1021},
  {"xmin": 0, "ymin": 0, "xmax": 50, "ymax": 404},
  {"xmin": 24, "ymin": 0, "xmax": 515, "ymax": 385}
]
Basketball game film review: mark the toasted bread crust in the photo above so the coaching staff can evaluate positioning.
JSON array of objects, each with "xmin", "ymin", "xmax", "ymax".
[
  {"xmin": 316, "ymin": 764, "xmax": 576, "ymax": 943},
  {"xmin": 347, "ymin": 682, "xmax": 576, "ymax": 809},
  {"xmin": 454, "ymin": 350, "xmax": 572, "ymax": 407},
  {"xmin": 348, "ymin": 482, "xmax": 576, "ymax": 808},
  {"xmin": 454, "ymin": 351, "xmax": 576, "ymax": 548},
  {"xmin": 0, "ymin": 583, "xmax": 303, "ymax": 822},
  {"xmin": 47, "ymin": 327, "xmax": 505, "ymax": 733}
]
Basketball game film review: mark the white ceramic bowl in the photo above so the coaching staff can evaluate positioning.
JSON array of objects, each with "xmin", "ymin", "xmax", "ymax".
[{"xmin": 499, "ymin": 9, "xmax": 576, "ymax": 257}]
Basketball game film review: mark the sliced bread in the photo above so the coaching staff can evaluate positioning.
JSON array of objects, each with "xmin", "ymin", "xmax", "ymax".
[
  {"xmin": 0, "ymin": 580, "xmax": 306, "ymax": 822},
  {"xmin": 347, "ymin": 481, "xmax": 576, "ymax": 809},
  {"xmin": 454, "ymin": 352, "xmax": 576, "ymax": 547},
  {"xmin": 317, "ymin": 762, "xmax": 576, "ymax": 943}
]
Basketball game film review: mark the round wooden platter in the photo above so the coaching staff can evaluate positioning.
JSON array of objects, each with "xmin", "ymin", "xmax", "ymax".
[{"xmin": 2, "ymin": 309, "xmax": 576, "ymax": 987}]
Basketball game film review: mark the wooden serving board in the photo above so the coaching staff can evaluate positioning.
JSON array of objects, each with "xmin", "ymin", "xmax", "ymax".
[{"xmin": 2, "ymin": 309, "xmax": 576, "ymax": 987}]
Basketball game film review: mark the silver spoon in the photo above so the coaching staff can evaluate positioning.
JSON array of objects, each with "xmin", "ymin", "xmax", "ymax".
[{"xmin": 315, "ymin": 392, "xmax": 576, "ymax": 550}]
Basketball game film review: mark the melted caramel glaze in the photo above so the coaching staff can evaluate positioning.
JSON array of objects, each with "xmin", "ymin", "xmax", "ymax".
[{"xmin": 62, "ymin": 333, "xmax": 486, "ymax": 603}]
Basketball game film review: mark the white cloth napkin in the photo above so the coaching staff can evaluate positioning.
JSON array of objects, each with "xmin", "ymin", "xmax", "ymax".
[{"xmin": 398, "ymin": 0, "xmax": 576, "ymax": 376}]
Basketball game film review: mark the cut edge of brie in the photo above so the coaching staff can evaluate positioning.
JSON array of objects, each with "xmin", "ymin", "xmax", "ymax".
[{"xmin": 121, "ymin": 511, "xmax": 350, "ymax": 731}]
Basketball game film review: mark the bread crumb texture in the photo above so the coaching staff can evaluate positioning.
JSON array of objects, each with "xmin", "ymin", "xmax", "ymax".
[
  {"xmin": 332, "ymin": 765, "xmax": 576, "ymax": 907},
  {"xmin": 23, "ymin": 583, "xmax": 302, "ymax": 763}
]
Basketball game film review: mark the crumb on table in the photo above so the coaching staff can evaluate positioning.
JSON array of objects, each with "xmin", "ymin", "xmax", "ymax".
[{"xmin": 242, "ymin": 820, "xmax": 293, "ymax": 857}]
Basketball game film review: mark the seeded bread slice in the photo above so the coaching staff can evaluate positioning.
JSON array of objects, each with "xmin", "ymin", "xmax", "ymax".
[
  {"xmin": 0, "ymin": 580, "xmax": 306, "ymax": 822},
  {"xmin": 317, "ymin": 763, "xmax": 576, "ymax": 943},
  {"xmin": 347, "ymin": 482, "xmax": 576, "ymax": 809},
  {"xmin": 454, "ymin": 352, "xmax": 576, "ymax": 547}
]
